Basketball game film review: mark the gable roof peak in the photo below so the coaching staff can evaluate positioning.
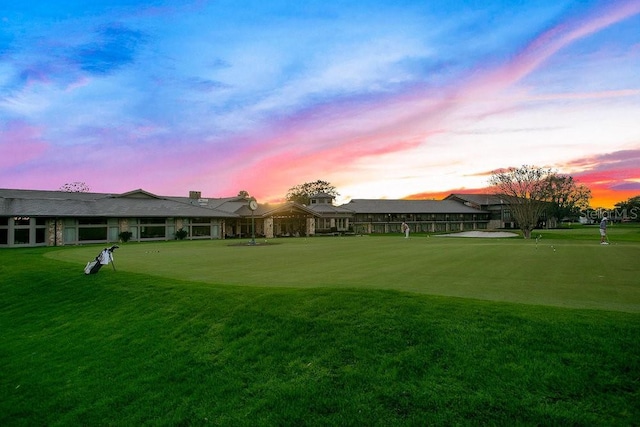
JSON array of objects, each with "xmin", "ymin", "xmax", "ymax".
[{"xmin": 115, "ymin": 189, "xmax": 163, "ymax": 199}]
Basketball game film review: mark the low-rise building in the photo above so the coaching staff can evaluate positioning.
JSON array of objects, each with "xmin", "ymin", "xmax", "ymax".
[
  {"xmin": 0, "ymin": 189, "xmax": 230, "ymax": 247},
  {"xmin": 343, "ymin": 198, "xmax": 490, "ymax": 234},
  {"xmin": 1, "ymin": 187, "xmax": 495, "ymax": 247}
]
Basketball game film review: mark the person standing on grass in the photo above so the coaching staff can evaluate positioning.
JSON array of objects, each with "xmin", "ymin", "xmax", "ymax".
[
  {"xmin": 402, "ymin": 222, "xmax": 410, "ymax": 238},
  {"xmin": 600, "ymin": 214, "xmax": 609, "ymax": 245}
]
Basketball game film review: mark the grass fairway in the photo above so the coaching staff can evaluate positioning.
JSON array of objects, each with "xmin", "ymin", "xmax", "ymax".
[{"xmin": 2, "ymin": 226, "xmax": 640, "ymax": 425}]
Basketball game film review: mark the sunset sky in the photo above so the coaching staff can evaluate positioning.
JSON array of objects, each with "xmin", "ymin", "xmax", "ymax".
[{"xmin": 1, "ymin": 1, "xmax": 639, "ymax": 208}]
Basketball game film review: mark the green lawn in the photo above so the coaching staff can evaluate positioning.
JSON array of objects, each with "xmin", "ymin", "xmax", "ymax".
[
  {"xmin": 49, "ymin": 225, "xmax": 640, "ymax": 312},
  {"xmin": 2, "ymin": 226, "xmax": 639, "ymax": 425}
]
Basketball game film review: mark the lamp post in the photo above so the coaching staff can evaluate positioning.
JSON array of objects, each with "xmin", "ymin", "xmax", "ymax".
[{"xmin": 249, "ymin": 198, "xmax": 258, "ymax": 245}]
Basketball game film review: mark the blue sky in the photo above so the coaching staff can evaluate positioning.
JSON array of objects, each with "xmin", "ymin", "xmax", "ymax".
[{"xmin": 1, "ymin": 0, "xmax": 639, "ymax": 207}]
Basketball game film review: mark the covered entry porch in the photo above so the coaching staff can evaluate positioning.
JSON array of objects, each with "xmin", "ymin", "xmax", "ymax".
[{"xmin": 259, "ymin": 203, "xmax": 319, "ymax": 238}]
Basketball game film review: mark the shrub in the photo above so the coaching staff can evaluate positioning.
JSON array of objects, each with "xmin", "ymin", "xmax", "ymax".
[
  {"xmin": 175, "ymin": 228, "xmax": 188, "ymax": 240},
  {"xmin": 118, "ymin": 231, "xmax": 133, "ymax": 242}
]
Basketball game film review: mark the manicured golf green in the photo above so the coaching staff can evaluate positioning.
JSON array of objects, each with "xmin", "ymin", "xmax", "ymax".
[
  {"xmin": 2, "ymin": 225, "xmax": 639, "ymax": 425},
  {"xmin": 49, "ymin": 226, "xmax": 640, "ymax": 312}
]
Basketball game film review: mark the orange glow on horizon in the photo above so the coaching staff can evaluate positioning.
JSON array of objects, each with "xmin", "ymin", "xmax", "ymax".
[
  {"xmin": 588, "ymin": 188, "xmax": 638, "ymax": 209},
  {"xmin": 404, "ymin": 187, "xmax": 637, "ymax": 209}
]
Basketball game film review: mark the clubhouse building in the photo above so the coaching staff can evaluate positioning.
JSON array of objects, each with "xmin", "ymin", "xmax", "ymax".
[{"xmin": 0, "ymin": 188, "xmax": 512, "ymax": 247}]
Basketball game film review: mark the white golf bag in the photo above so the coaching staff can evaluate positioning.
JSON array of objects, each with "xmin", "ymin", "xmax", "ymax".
[{"xmin": 84, "ymin": 245, "xmax": 119, "ymax": 275}]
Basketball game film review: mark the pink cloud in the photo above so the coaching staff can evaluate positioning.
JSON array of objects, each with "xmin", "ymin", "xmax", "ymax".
[
  {"xmin": 0, "ymin": 121, "xmax": 49, "ymax": 170},
  {"xmin": 485, "ymin": 0, "xmax": 640, "ymax": 90},
  {"xmin": 421, "ymin": 0, "xmax": 640, "ymax": 128},
  {"xmin": 234, "ymin": 134, "xmax": 426, "ymax": 199},
  {"xmin": 525, "ymin": 89, "xmax": 640, "ymax": 102},
  {"xmin": 564, "ymin": 149, "xmax": 640, "ymax": 177},
  {"xmin": 200, "ymin": 97, "xmax": 447, "ymax": 200},
  {"xmin": 0, "ymin": 121, "xmax": 226, "ymax": 195}
]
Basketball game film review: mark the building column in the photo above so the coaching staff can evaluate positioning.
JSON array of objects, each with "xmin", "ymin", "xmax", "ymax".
[
  {"xmin": 264, "ymin": 217, "xmax": 274, "ymax": 238},
  {"xmin": 48, "ymin": 219, "xmax": 64, "ymax": 246},
  {"xmin": 306, "ymin": 217, "xmax": 315, "ymax": 236}
]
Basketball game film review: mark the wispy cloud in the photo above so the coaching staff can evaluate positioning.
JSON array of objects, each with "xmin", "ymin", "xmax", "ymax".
[
  {"xmin": 0, "ymin": 121, "xmax": 49, "ymax": 170},
  {"xmin": 73, "ymin": 24, "xmax": 146, "ymax": 75},
  {"xmin": 213, "ymin": 1, "xmax": 640, "ymax": 200},
  {"xmin": 1, "ymin": 1, "xmax": 639, "ymax": 207}
]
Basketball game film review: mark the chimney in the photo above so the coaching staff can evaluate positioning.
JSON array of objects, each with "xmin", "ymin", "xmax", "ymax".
[{"xmin": 189, "ymin": 191, "xmax": 201, "ymax": 199}]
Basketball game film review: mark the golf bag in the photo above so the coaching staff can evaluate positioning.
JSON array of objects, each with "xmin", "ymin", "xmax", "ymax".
[{"xmin": 84, "ymin": 245, "xmax": 119, "ymax": 275}]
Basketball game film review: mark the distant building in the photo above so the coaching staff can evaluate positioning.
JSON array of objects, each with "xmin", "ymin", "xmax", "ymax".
[
  {"xmin": 444, "ymin": 193, "xmax": 557, "ymax": 229},
  {"xmin": 344, "ymin": 198, "xmax": 489, "ymax": 234},
  {"xmin": 444, "ymin": 194, "xmax": 512, "ymax": 229},
  {"xmin": 308, "ymin": 193, "xmax": 355, "ymax": 235}
]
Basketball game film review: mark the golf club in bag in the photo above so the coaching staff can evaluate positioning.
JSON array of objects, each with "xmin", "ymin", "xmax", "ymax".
[{"xmin": 84, "ymin": 245, "xmax": 119, "ymax": 275}]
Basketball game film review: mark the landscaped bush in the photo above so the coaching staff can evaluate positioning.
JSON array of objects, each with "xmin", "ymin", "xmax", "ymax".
[
  {"xmin": 175, "ymin": 228, "xmax": 188, "ymax": 240},
  {"xmin": 118, "ymin": 231, "xmax": 133, "ymax": 242}
]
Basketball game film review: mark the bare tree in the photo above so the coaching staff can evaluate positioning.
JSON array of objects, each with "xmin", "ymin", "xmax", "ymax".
[
  {"xmin": 59, "ymin": 182, "xmax": 90, "ymax": 192},
  {"xmin": 489, "ymin": 166, "xmax": 553, "ymax": 239}
]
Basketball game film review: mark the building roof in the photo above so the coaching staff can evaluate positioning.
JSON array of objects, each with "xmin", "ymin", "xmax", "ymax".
[
  {"xmin": 445, "ymin": 193, "xmax": 507, "ymax": 207},
  {"xmin": 258, "ymin": 201, "xmax": 320, "ymax": 217},
  {"xmin": 310, "ymin": 192, "xmax": 335, "ymax": 199},
  {"xmin": 1, "ymin": 188, "xmax": 496, "ymax": 219},
  {"xmin": 307, "ymin": 202, "xmax": 354, "ymax": 215},
  {"xmin": 0, "ymin": 188, "xmax": 112, "ymax": 201},
  {"xmin": 169, "ymin": 195, "xmax": 248, "ymax": 215},
  {"xmin": 344, "ymin": 199, "xmax": 487, "ymax": 214},
  {"xmin": 0, "ymin": 188, "xmax": 232, "ymax": 218}
]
